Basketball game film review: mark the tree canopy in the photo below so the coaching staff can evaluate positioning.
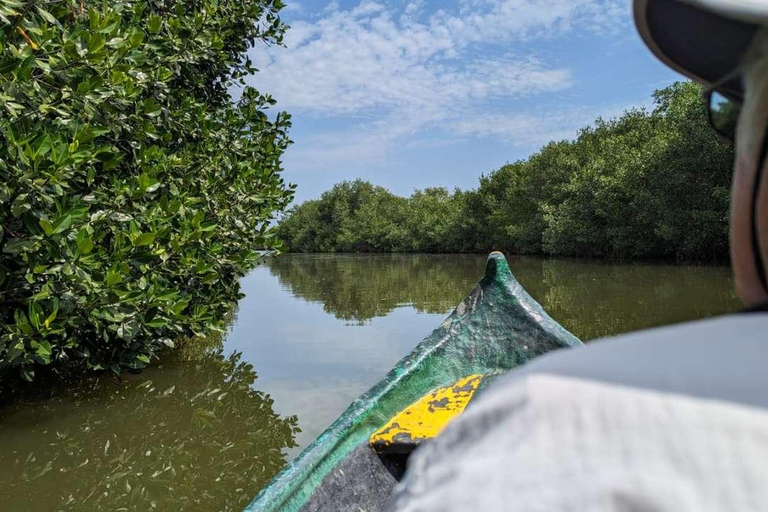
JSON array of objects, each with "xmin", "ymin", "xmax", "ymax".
[
  {"xmin": 279, "ymin": 82, "xmax": 733, "ymax": 262},
  {"xmin": 0, "ymin": 0, "xmax": 294, "ymax": 382}
]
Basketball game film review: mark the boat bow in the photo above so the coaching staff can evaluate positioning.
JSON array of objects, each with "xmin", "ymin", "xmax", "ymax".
[{"xmin": 245, "ymin": 252, "xmax": 581, "ymax": 512}]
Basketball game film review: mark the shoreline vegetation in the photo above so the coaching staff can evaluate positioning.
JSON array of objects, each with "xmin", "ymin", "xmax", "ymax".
[
  {"xmin": 278, "ymin": 82, "xmax": 733, "ymax": 264},
  {"xmin": 0, "ymin": 1, "xmax": 293, "ymax": 384}
]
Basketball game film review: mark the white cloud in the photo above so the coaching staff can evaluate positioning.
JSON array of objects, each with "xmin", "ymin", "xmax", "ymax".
[
  {"xmin": 452, "ymin": 103, "xmax": 639, "ymax": 147},
  {"xmin": 285, "ymin": 102, "xmax": 639, "ymax": 177},
  {"xmin": 250, "ymin": 1, "xmax": 594, "ymax": 112},
  {"xmin": 247, "ymin": 0, "xmax": 628, "ymax": 172},
  {"xmin": 322, "ymin": 1, "xmax": 340, "ymax": 14},
  {"xmin": 282, "ymin": 1, "xmax": 304, "ymax": 13}
]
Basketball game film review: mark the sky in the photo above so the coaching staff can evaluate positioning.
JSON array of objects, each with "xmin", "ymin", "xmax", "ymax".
[{"xmin": 244, "ymin": 0, "xmax": 681, "ymax": 204}]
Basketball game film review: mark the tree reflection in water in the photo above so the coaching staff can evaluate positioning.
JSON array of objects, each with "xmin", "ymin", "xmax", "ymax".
[
  {"xmin": 0, "ymin": 254, "xmax": 739, "ymax": 510},
  {"xmin": 0, "ymin": 349, "xmax": 300, "ymax": 511},
  {"xmin": 521, "ymin": 258, "xmax": 740, "ymax": 340},
  {"xmin": 268, "ymin": 254, "xmax": 485, "ymax": 323},
  {"xmin": 267, "ymin": 253, "xmax": 739, "ymax": 340}
]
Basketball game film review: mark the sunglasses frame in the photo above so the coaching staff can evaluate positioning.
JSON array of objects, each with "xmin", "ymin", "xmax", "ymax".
[
  {"xmin": 705, "ymin": 89, "xmax": 741, "ymax": 141},
  {"xmin": 703, "ymin": 66, "xmax": 744, "ymax": 142}
]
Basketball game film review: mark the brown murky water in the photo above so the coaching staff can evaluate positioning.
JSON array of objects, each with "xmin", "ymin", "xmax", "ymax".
[{"xmin": 0, "ymin": 254, "xmax": 740, "ymax": 511}]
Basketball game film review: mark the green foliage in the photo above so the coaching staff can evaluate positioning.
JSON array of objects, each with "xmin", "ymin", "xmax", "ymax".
[
  {"xmin": 278, "ymin": 180, "xmax": 469, "ymax": 254},
  {"xmin": 279, "ymin": 180, "xmax": 407, "ymax": 252},
  {"xmin": 279, "ymin": 82, "xmax": 732, "ymax": 262},
  {"xmin": 0, "ymin": 0, "xmax": 294, "ymax": 381}
]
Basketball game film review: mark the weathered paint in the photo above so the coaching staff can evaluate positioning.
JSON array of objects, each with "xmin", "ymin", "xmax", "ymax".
[
  {"xmin": 370, "ymin": 374, "xmax": 484, "ymax": 454},
  {"xmin": 245, "ymin": 252, "xmax": 582, "ymax": 512}
]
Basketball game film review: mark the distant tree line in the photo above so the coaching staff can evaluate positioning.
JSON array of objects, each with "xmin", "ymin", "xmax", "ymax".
[{"xmin": 278, "ymin": 82, "xmax": 734, "ymax": 262}]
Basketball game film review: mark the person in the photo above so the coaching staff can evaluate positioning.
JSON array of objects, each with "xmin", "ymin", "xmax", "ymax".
[{"xmin": 388, "ymin": 0, "xmax": 768, "ymax": 510}]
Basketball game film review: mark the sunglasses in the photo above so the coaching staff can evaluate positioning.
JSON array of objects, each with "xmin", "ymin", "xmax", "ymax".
[
  {"xmin": 706, "ymin": 89, "xmax": 741, "ymax": 141},
  {"xmin": 703, "ymin": 63, "xmax": 746, "ymax": 142}
]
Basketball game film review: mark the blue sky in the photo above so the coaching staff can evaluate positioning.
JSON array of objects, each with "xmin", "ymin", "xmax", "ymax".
[{"xmin": 245, "ymin": 0, "xmax": 680, "ymax": 204}]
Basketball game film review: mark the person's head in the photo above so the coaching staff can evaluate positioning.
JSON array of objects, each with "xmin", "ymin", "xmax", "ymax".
[{"xmin": 635, "ymin": 0, "xmax": 768, "ymax": 307}]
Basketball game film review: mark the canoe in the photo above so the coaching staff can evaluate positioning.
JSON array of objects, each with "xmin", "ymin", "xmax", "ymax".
[{"xmin": 245, "ymin": 252, "xmax": 582, "ymax": 512}]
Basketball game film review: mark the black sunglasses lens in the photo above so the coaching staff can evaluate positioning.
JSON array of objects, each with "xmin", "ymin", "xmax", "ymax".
[{"xmin": 708, "ymin": 91, "xmax": 740, "ymax": 140}]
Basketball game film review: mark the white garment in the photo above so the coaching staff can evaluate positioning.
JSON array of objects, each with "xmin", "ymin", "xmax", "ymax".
[{"xmin": 389, "ymin": 314, "xmax": 768, "ymax": 512}]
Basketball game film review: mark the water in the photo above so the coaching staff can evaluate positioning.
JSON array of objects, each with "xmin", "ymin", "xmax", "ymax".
[{"xmin": 0, "ymin": 254, "xmax": 740, "ymax": 510}]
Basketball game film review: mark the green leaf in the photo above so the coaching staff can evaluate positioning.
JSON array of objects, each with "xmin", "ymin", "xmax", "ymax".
[
  {"xmin": 28, "ymin": 302, "xmax": 44, "ymax": 329},
  {"xmin": 36, "ymin": 6, "xmax": 57, "ymax": 24},
  {"xmin": 14, "ymin": 309, "xmax": 32, "ymax": 335},
  {"xmin": 95, "ymin": 150, "xmax": 116, "ymax": 162},
  {"xmin": 20, "ymin": 367, "xmax": 35, "ymax": 382},
  {"xmin": 88, "ymin": 8, "xmax": 100, "ymax": 30},
  {"xmin": 143, "ymin": 99, "xmax": 161, "ymax": 117},
  {"xmin": 87, "ymin": 34, "xmax": 106, "ymax": 54},
  {"xmin": 148, "ymin": 14, "xmax": 162, "ymax": 34},
  {"xmin": 133, "ymin": 232, "xmax": 156, "ymax": 247},
  {"xmin": 78, "ymin": 237, "xmax": 94, "ymax": 254},
  {"xmin": 154, "ymin": 290, "xmax": 178, "ymax": 301},
  {"xmin": 31, "ymin": 284, "xmax": 52, "ymax": 300},
  {"xmin": 106, "ymin": 37, "xmax": 127, "ymax": 48},
  {"xmin": 158, "ymin": 67, "xmax": 174, "ymax": 81},
  {"xmin": 52, "ymin": 215, "xmax": 72, "ymax": 234},
  {"xmin": 137, "ymin": 354, "xmax": 151, "ymax": 364},
  {"xmin": 32, "ymin": 340, "xmax": 52, "ymax": 357},
  {"xmin": 33, "ymin": 341, "xmax": 52, "ymax": 365},
  {"xmin": 39, "ymin": 218, "xmax": 53, "ymax": 236},
  {"xmin": 146, "ymin": 317, "xmax": 168, "ymax": 327},
  {"xmin": 117, "ymin": 320, "xmax": 138, "ymax": 341},
  {"xmin": 106, "ymin": 269, "xmax": 123, "ymax": 286},
  {"xmin": 32, "ymin": 135, "xmax": 52, "ymax": 158},
  {"xmin": 77, "ymin": 228, "xmax": 94, "ymax": 254},
  {"xmin": 11, "ymin": 194, "xmax": 30, "ymax": 217},
  {"xmin": 43, "ymin": 298, "xmax": 59, "ymax": 328},
  {"xmin": 130, "ymin": 31, "xmax": 145, "ymax": 47}
]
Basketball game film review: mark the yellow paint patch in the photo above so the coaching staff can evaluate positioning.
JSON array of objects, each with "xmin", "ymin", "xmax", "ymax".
[{"xmin": 370, "ymin": 374, "xmax": 484, "ymax": 453}]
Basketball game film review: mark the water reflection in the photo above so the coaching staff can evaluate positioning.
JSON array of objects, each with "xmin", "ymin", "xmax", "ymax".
[
  {"xmin": 266, "ymin": 254, "xmax": 740, "ymax": 340},
  {"xmin": 226, "ymin": 266, "xmax": 449, "ymax": 454},
  {"xmin": 518, "ymin": 257, "xmax": 740, "ymax": 340},
  {"xmin": 268, "ymin": 254, "xmax": 485, "ymax": 323},
  {"xmin": 0, "ymin": 350, "xmax": 299, "ymax": 511},
  {"xmin": 0, "ymin": 254, "xmax": 741, "ymax": 510}
]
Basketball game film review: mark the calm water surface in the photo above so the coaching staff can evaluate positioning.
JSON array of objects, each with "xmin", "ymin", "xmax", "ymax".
[{"xmin": 0, "ymin": 254, "xmax": 740, "ymax": 510}]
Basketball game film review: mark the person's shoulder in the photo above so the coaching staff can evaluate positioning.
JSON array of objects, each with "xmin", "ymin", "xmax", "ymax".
[
  {"xmin": 588, "ymin": 312, "xmax": 768, "ymax": 347},
  {"xmin": 497, "ymin": 313, "xmax": 768, "ymax": 410}
]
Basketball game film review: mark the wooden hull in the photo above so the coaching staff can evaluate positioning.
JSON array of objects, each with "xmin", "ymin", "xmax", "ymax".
[{"xmin": 245, "ymin": 252, "xmax": 581, "ymax": 511}]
